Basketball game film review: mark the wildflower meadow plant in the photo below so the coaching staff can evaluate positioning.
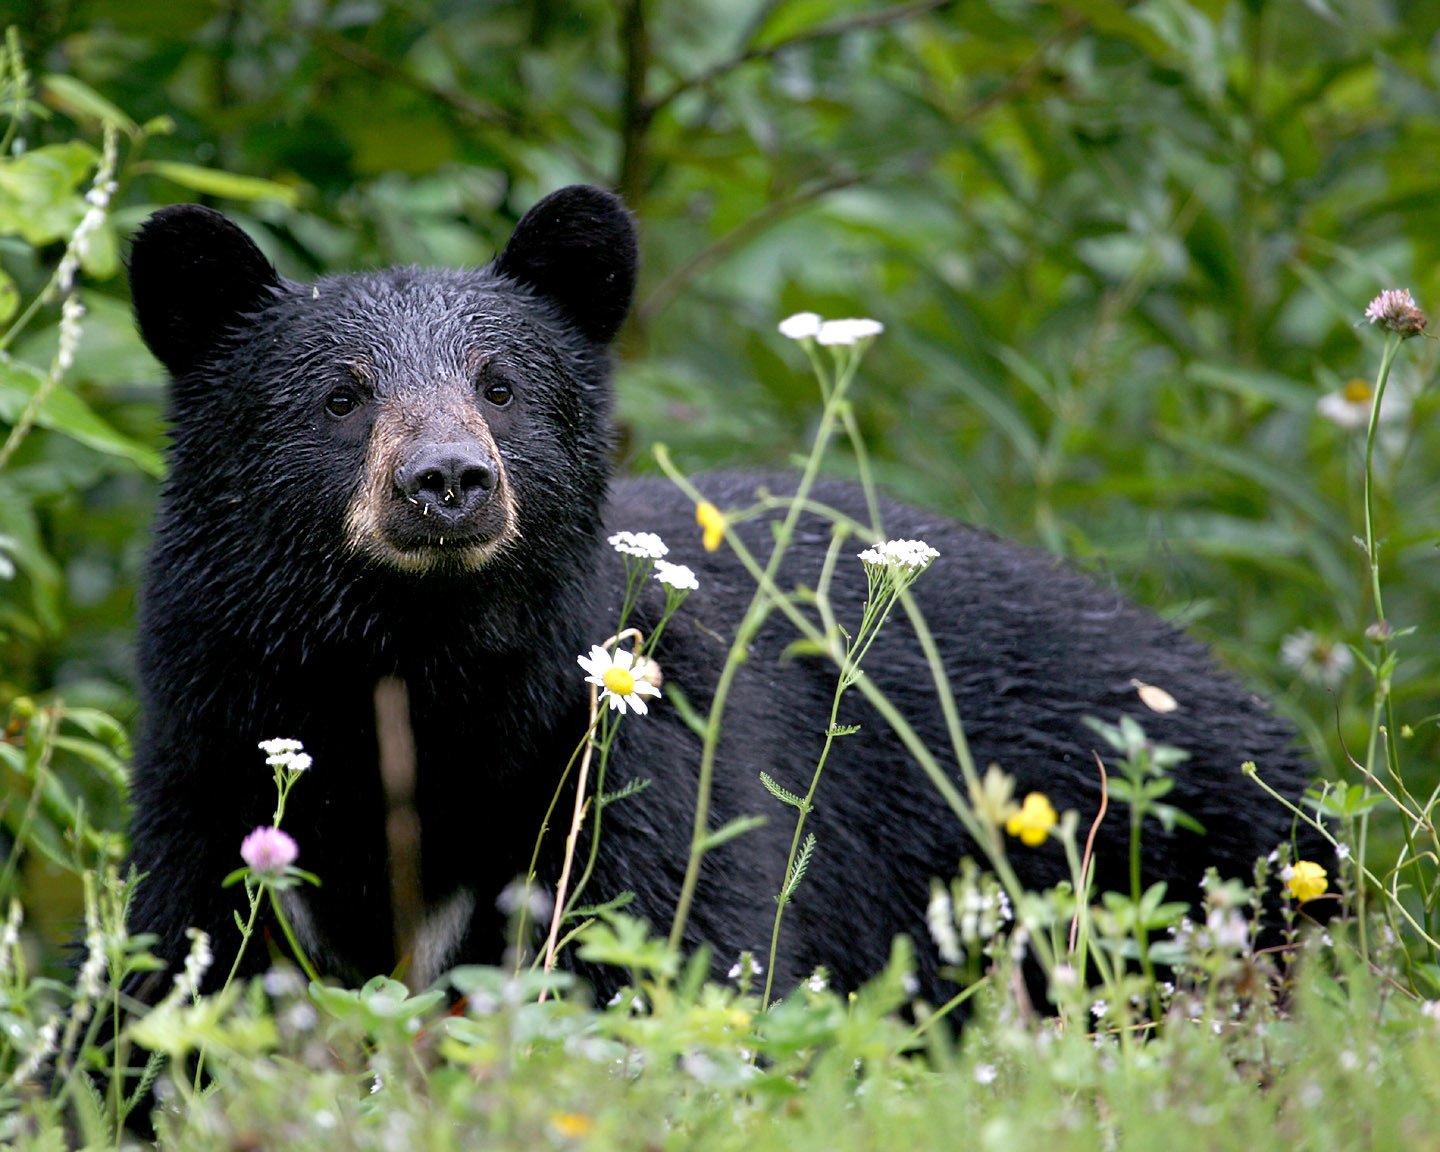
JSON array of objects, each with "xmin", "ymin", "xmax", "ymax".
[
  {"xmin": 220, "ymin": 740, "xmax": 321, "ymax": 986},
  {"xmin": 651, "ymin": 312, "xmax": 1107, "ymax": 1010},
  {"xmin": 524, "ymin": 531, "xmax": 698, "ymax": 979}
]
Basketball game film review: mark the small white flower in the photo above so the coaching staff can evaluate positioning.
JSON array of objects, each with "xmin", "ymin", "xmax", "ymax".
[
  {"xmin": 608, "ymin": 531, "xmax": 668, "ymax": 559},
  {"xmin": 577, "ymin": 645, "xmax": 662, "ymax": 715},
  {"xmin": 816, "ymin": 317, "xmax": 884, "ymax": 346},
  {"xmin": 1204, "ymin": 907, "xmax": 1250, "ymax": 951},
  {"xmin": 54, "ymin": 295, "xmax": 86, "ymax": 376},
  {"xmin": 727, "ymin": 955, "xmax": 762, "ymax": 981},
  {"xmin": 172, "ymin": 928, "xmax": 213, "ymax": 1001},
  {"xmin": 806, "ymin": 969, "xmax": 829, "ymax": 993},
  {"xmin": 778, "ymin": 312, "xmax": 823, "ymax": 340},
  {"xmin": 926, "ymin": 883, "xmax": 962, "ymax": 965},
  {"xmin": 653, "ymin": 560, "xmax": 698, "ymax": 591},
  {"xmin": 1335, "ymin": 843, "xmax": 1352, "ymax": 861},
  {"xmin": 1279, "ymin": 629, "xmax": 1354, "ymax": 689},
  {"xmin": 258, "ymin": 738, "xmax": 312, "ymax": 773},
  {"xmin": 973, "ymin": 1063, "xmax": 998, "ymax": 1086},
  {"xmin": 858, "ymin": 538, "xmax": 939, "ymax": 575}
]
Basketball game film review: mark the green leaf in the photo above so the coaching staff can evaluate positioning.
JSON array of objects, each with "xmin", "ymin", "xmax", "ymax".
[
  {"xmin": 576, "ymin": 912, "xmax": 679, "ymax": 978},
  {"xmin": 759, "ymin": 771, "xmax": 809, "ymax": 811},
  {"xmin": 699, "ymin": 813, "xmax": 768, "ymax": 852},
  {"xmin": 599, "ymin": 776, "xmax": 651, "ymax": 808},
  {"xmin": 141, "ymin": 161, "xmax": 301, "ymax": 206},
  {"xmin": 0, "ymin": 356, "xmax": 163, "ymax": 475},
  {"xmin": 0, "ymin": 268, "xmax": 17, "ymax": 325},
  {"xmin": 779, "ymin": 832, "xmax": 817, "ymax": 905},
  {"xmin": 41, "ymin": 74, "xmax": 138, "ymax": 133},
  {"xmin": 0, "ymin": 142, "xmax": 96, "ymax": 244}
]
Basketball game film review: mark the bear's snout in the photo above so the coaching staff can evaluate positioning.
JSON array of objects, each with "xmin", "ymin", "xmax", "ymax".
[{"xmin": 395, "ymin": 441, "xmax": 500, "ymax": 520}]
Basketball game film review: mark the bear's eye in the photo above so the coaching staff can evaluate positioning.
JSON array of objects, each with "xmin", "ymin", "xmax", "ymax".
[
  {"xmin": 325, "ymin": 390, "xmax": 360, "ymax": 418},
  {"xmin": 482, "ymin": 380, "xmax": 514, "ymax": 407}
]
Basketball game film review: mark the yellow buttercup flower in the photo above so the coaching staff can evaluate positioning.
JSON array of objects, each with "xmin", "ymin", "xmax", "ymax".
[
  {"xmin": 1005, "ymin": 792, "xmax": 1057, "ymax": 847},
  {"xmin": 1286, "ymin": 859, "xmax": 1327, "ymax": 904},
  {"xmin": 696, "ymin": 501, "xmax": 725, "ymax": 552}
]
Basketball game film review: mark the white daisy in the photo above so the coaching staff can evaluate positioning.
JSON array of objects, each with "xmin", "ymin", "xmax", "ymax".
[
  {"xmin": 577, "ymin": 645, "xmax": 663, "ymax": 715},
  {"xmin": 1279, "ymin": 629, "xmax": 1354, "ymax": 689}
]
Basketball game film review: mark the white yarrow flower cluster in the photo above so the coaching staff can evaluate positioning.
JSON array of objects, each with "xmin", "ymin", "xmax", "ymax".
[
  {"xmin": 259, "ymin": 737, "xmax": 312, "ymax": 774},
  {"xmin": 653, "ymin": 559, "xmax": 698, "ymax": 591},
  {"xmin": 778, "ymin": 311, "xmax": 822, "ymax": 340},
  {"xmin": 608, "ymin": 531, "xmax": 669, "ymax": 560},
  {"xmin": 777, "ymin": 311, "xmax": 885, "ymax": 347},
  {"xmin": 816, "ymin": 317, "xmax": 884, "ymax": 346},
  {"xmin": 858, "ymin": 538, "xmax": 939, "ymax": 576}
]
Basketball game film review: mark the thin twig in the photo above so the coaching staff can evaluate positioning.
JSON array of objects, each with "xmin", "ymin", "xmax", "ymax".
[
  {"xmin": 541, "ymin": 627, "xmax": 646, "ymax": 981},
  {"xmin": 637, "ymin": 171, "xmax": 860, "ymax": 326},
  {"xmin": 647, "ymin": 0, "xmax": 956, "ymax": 116},
  {"xmin": 1069, "ymin": 751, "xmax": 1109, "ymax": 955}
]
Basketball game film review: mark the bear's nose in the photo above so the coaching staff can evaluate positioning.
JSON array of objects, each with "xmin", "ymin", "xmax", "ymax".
[{"xmin": 395, "ymin": 442, "xmax": 498, "ymax": 513}]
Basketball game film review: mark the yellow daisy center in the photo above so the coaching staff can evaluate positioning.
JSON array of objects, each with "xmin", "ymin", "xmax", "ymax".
[
  {"xmin": 1342, "ymin": 379, "xmax": 1372, "ymax": 404},
  {"xmin": 603, "ymin": 667, "xmax": 636, "ymax": 696}
]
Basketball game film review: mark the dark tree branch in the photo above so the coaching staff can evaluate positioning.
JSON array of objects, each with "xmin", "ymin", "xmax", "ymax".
[
  {"xmin": 307, "ymin": 26, "xmax": 523, "ymax": 131},
  {"xmin": 617, "ymin": 0, "xmax": 653, "ymax": 208},
  {"xmin": 636, "ymin": 170, "xmax": 862, "ymax": 328},
  {"xmin": 647, "ymin": 0, "xmax": 957, "ymax": 117},
  {"xmin": 305, "ymin": 25, "xmax": 607, "ymax": 188}
]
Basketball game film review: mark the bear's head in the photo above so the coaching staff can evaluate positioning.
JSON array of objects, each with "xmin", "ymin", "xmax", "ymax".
[{"xmin": 130, "ymin": 186, "xmax": 637, "ymax": 581}]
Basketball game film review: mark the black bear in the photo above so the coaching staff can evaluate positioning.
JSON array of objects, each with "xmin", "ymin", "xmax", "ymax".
[{"xmin": 125, "ymin": 185, "xmax": 1318, "ymax": 1009}]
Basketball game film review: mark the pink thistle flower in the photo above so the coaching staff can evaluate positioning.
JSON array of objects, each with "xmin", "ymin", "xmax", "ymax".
[
  {"xmin": 241, "ymin": 826, "xmax": 298, "ymax": 876},
  {"xmin": 1364, "ymin": 289, "xmax": 1427, "ymax": 338}
]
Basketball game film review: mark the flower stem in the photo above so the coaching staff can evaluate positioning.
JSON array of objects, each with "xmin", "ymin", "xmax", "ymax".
[{"xmin": 662, "ymin": 352, "xmax": 863, "ymax": 956}]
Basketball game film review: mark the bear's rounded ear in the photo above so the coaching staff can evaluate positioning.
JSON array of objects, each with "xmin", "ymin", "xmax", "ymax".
[
  {"xmin": 129, "ymin": 204, "xmax": 283, "ymax": 376},
  {"xmin": 494, "ymin": 185, "xmax": 637, "ymax": 346}
]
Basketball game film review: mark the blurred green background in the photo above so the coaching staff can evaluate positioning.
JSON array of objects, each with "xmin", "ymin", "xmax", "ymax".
[{"xmin": 3, "ymin": 0, "xmax": 1438, "ymax": 954}]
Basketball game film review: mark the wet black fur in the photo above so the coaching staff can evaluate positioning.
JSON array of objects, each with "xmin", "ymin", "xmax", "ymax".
[{"xmin": 126, "ymin": 186, "xmax": 1319, "ymax": 1007}]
